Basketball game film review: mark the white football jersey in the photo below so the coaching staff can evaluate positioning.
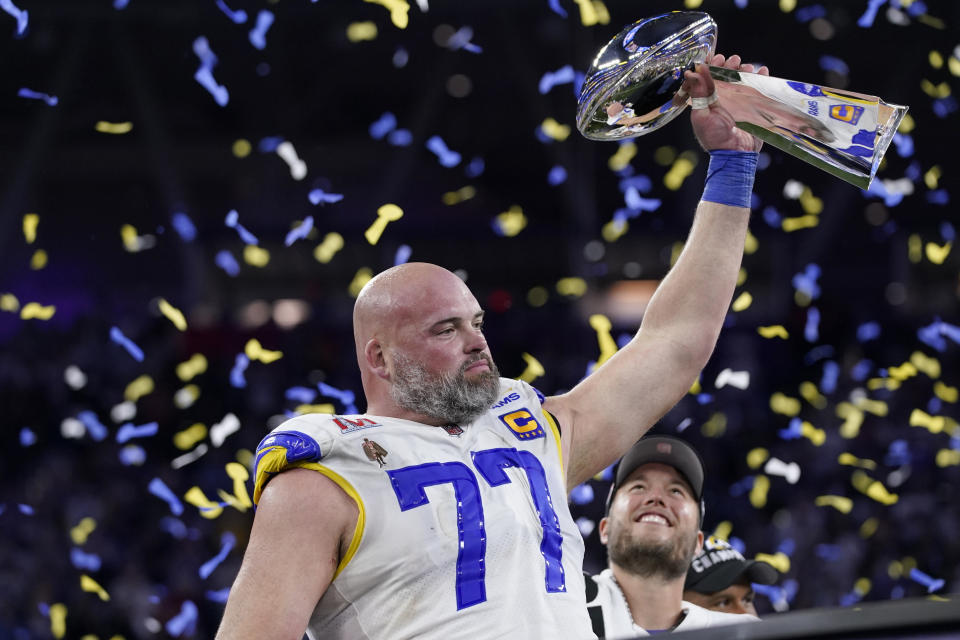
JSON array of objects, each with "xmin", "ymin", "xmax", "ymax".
[{"xmin": 252, "ymin": 378, "xmax": 596, "ymax": 640}]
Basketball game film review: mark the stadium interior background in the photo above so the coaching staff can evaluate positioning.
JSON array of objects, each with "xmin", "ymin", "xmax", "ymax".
[{"xmin": 1, "ymin": 0, "xmax": 958, "ymax": 637}]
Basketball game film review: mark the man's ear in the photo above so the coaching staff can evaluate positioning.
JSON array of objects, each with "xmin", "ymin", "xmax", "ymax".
[
  {"xmin": 598, "ymin": 516, "xmax": 610, "ymax": 545},
  {"xmin": 694, "ymin": 530, "xmax": 704, "ymax": 555},
  {"xmin": 365, "ymin": 339, "xmax": 390, "ymax": 380}
]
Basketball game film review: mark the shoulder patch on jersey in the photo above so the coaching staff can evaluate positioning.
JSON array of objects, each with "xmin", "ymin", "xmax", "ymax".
[
  {"xmin": 252, "ymin": 429, "xmax": 323, "ymax": 503},
  {"xmin": 331, "ymin": 416, "xmax": 382, "ymax": 434},
  {"xmin": 498, "ymin": 407, "xmax": 545, "ymax": 440}
]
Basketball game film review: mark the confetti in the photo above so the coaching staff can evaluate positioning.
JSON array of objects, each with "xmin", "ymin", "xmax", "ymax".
[
  {"xmin": 493, "ymin": 205, "xmax": 527, "ymax": 237},
  {"xmin": 815, "ymin": 495, "xmax": 853, "ymax": 513},
  {"xmin": 174, "ymin": 423, "xmax": 207, "ymax": 450},
  {"xmin": 49, "ymin": 603, "xmax": 67, "ymax": 638},
  {"xmin": 556, "ymin": 277, "xmax": 587, "ymax": 297},
  {"xmin": 158, "ymin": 298, "xmax": 187, "ymax": 331},
  {"xmin": 664, "ymin": 152, "xmax": 697, "ymax": 191},
  {"xmin": 215, "ymin": 250, "xmax": 240, "ymax": 276},
  {"xmin": 172, "ymin": 444, "xmax": 209, "ymax": 469},
  {"xmin": 215, "ymin": 0, "xmax": 247, "ymax": 23},
  {"xmin": 171, "ymin": 212, "xmax": 196, "ymax": 241},
  {"xmin": 248, "ymin": 10, "xmax": 274, "ymax": 50},
  {"xmin": 365, "ymin": 0, "xmax": 410, "ymax": 29},
  {"xmin": 851, "ymin": 470, "xmax": 898, "ymax": 505},
  {"xmin": 799, "ymin": 381, "xmax": 827, "ymax": 409},
  {"xmin": 199, "ymin": 532, "xmax": 237, "ymax": 579},
  {"xmin": 588, "ymin": 314, "xmax": 617, "ymax": 367},
  {"xmin": 608, "ymin": 141, "xmax": 636, "ymax": 172},
  {"xmin": 909, "ymin": 408, "xmax": 950, "ymax": 433},
  {"xmin": 19, "ymin": 302, "xmax": 55, "ymax": 320},
  {"xmin": 426, "ymin": 135, "xmax": 461, "ymax": 167},
  {"xmin": 908, "ymin": 568, "xmax": 945, "ymax": 593},
  {"xmin": 225, "ymin": 209, "xmax": 259, "ymax": 245},
  {"xmin": 836, "ymin": 402, "xmax": 865, "ymax": 438},
  {"xmin": 758, "ymin": 325, "xmax": 789, "ymax": 339},
  {"xmin": 76, "ymin": 411, "xmax": 109, "ymax": 441},
  {"xmin": 276, "ymin": 141, "xmax": 307, "ymax": 180},
  {"xmin": 19, "ymin": 427, "xmax": 36, "ymax": 446},
  {"xmin": 771, "ymin": 392, "xmax": 801, "ymax": 416},
  {"xmin": 0, "ymin": 292, "xmax": 19, "ymax": 312},
  {"xmin": 804, "ymin": 307, "xmax": 820, "ymax": 342},
  {"xmin": 165, "ymin": 600, "xmax": 198, "ymax": 637},
  {"xmin": 192, "ymin": 37, "xmax": 229, "ymax": 106},
  {"xmin": 857, "ymin": 0, "xmax": 886, "ymax": 28},
  {"xmin": 116, "ymin": 421, "xmax": 159, "ymax": 444},
  {"xmin": 517, "ymin": 352, "xmax": 545, "ymax": 383},
  {"xmin": 176, "ymin": 354, "xmax": 208, "ymax": 382},
  {"xmin": 731, "ymin": 291, "xmax": 752, "ymax": 312},
  {"xmin": 746, "ymin": 448, "xmax": 769, "ymax": 469},
  {"xmin": 749, "ymin": 474, "xmax": 770, "ymax": 508},
  {"xmin": 933, "ymin": 381, "xmax": 958, "ymax": 402},
  {"xmin": 70, "ymin": 517, "xmax": 96, "ymax": 545},
  {"xmin": 314, "ymin": 232, "xmax": 344, "ymax": 263},
  {"xmin": 17, "ymin": 88, "xmax": 57, "ymax": 106},
  {"xmin": 285, "ymin": 216, "xmax": 314, "ymax": 246},
  {"xmin": 80, "ymin": 574, "xmax": 110, "ymax": 601},
  {"xmin": 220, "ymin": 462, "xmax": 253, "ymax": 509},
  {"xmin": 94, "ymin": 120, "xmax": 133, "ymax": 134},
  {"xmin": 184, "ymin": 486, "xmax": 224, "ymax": 519},
  {"xmin": 394, "ymin": 244, "xmax": 412, "ymax": 265},
  {"xmin": 22, "ymin": 212, "xmax": 38, "ymax": 243},
  {"xmin": 539, "ymin": 117, "xmax": 571, "ymax": 141},
  {"xmin": 925, "ymin": 240, "xmax": 951, "ymax": 264},
  {"xmin": 369, "ymin": 112, "xmax": 397, "ymax": 139},
  {"xmin": 764, "ymin": 457, "xmax": 800, "ymax": 484},
  {"xmin": 349, "ymin": 267, "xmax": 373, "ymax": 297},
  {"xmin": 149, "ymin": 477, "xmax": 184, "ymax": 515},
  {"xmin": 317, "ymin": 382, "xmax": 358, "ymax": 414},
  {"xmin": 365, "ymin": 203, "xmax": 404, "ymax": 245},
  {"xmin": 210, "ymin": 412, "xmax": 241, "ymax": 447},
  {"xmin": 70, "ymin": 548, "xmax": 102, "ymax": 571},
  {"xmin": 715, "ymin": 368, "xmax": 750, "ymax": 389},
  {"xmin": 124, "ymin": 374, "xmax": 155, "ymax": 402},
  {"xmin": 547, "ymin": 165, "xmax": 568, "ymax": 185},
  {"xmin": 308, "ymin": 188, "xmax": 344, "ymax": 205},
  {"xmin": 573, "ymin": 0, "xmax": 609, "ymax": 26},
  {"xmin": 539, "ymin": 65, "xmax": 576, "ymax": 94},
  {"xmin": 445, "ymin": 26, "xmax": 482, "ymax": 53}
]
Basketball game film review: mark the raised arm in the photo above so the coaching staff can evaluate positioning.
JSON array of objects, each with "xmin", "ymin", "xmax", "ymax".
[
  {"xmin": 215, "ymin": 468, "xmax": 358, "ymax": 640},
  {"xmin": 547, "ymin": 55, "xmax": 770, "ymax": 489}
]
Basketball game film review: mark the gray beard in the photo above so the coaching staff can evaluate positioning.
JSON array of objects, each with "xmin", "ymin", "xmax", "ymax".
[
  {"xmin": 389, "ymin": 351, "xmax": 501, "ymax": 425},
  {"xmin": 607, "ymin": 523, "xmax": 699, "ymax": 581}
]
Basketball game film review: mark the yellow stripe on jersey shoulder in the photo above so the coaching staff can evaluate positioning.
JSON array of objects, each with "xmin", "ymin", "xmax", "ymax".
[{"xmin": 541, "ymin": 409, "xmax": 564, "ymax": 474}]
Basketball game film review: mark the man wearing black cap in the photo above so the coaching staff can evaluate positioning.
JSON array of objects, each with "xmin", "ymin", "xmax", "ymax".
[
  {"xmin": 684, "ymin": 537, "xmax": 779, "ymax": 617},
  {"xmin": 584, "ymin": 435, "xmax": 758, "ymax": 638}
]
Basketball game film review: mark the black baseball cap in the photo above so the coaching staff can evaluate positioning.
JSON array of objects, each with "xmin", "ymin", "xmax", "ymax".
[
  {"xmin": 605, "ymin": 435, "xmax": 706, "ymax": 520},
  {"xmin": 684, "ymin": 537, "xmax": 779, "ymax": 593}
]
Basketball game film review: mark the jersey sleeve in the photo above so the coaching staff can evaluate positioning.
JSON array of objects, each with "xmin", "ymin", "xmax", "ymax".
[{"xmin": 251, "ymin": 415, "xmax": 338, "ymax": 504}]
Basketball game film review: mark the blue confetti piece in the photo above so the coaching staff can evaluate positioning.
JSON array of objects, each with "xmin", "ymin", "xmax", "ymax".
[
  {"xmin": 940, "ymin": 221, "xmax": 955, "ymax": 242},
  {"xmin": 791, "ymin": 263, "xmax": 822, "ymax": 300},
  {"xmin": 392, "ymin": 47, "xmax": 408, "ymax": 68},
  {"xmin": 394, "ymin": 244, "xmax": 412, "ymax": 266},
  {"xmin": 224, "ymin": 209, "xmax": 259, "ymax": 245},
  {"xmin": 1, "ymin": 0, "xmax": 28, "ymax": 36},
  {"xmin": 885, "ymin": 439, "xmax": 911, "ymax": 466},
  {"xmin": 623, "ymin": 187, "xmax": 661, "ymax": 212},
  {"xmin": 206, "ymin": 588, "xmax": 231, "ymax": 603},
  {"xmin": 165, "ymin": 600, "xmax": 198, "ymax": 638},
  {"xmin": 19, "ymin": 427, "xmax": 35, "ymax": 446},
  {"xmin": 569, "ymin": 483, "xmax": 594, "ymax": 505},
  {"xmin": 905, "ymin": 161, "xmax": 921, "ymax": 181},
  {"xmin": 729, "ymin": 476, "xmax": 755, "ymax": 496},
  {"xmin": 932, "ymin": 96, "xmax": 958, "ymax": 118},
  {"xmin": 734, "ymin": 0, "xmax": 748, "ymax": 8},
  {"xmin": 754, "ymin": 583, "xmax": 789, "ymax": 608},
  {"xmin": 113, "ymin": 0, "xmax": 129, "ymax": 8},
  {"xmin": 857, "ymin": 321, "xmax": 881, "ymax": 342},
  {"xmin": 818, "ymin": 54, "xmax": 848, "ymax": 74},
  {"xmin": 465, "ymin": 156, "xmax": 485, "ymax": 177},
  {"xmin": 926, "ymin": 189, "xmax": 949, "ymax": 205},
  {"xmin": 171, "ymin": 212, "xmax": 196, "ymax": 242},
  {"xmin": 547, "ymin": 0, "xmax": 567, "ymax": 18},
  {"xmin": 369, "ymin": 112, "xmax": 396, "ymax": 139},
  {"xmin": 318, "ymin": 382, "xmax": 358, "ymax": 414},
  {"xmin": 215, "ymin": 0, "xmax": 247, "ymax": 23},
  {"xmin": 77, "ymin": 411, "xmax": 109, "ymax": 441},
  {"xmin": 779, "ymin": 418, "xmax": 803, "ymax": 440},
  {"xmin": 192, "ymin": 37, "xmax": 229, "ymax": 107},
  {"xmin": 805, "ymin": 307, "xmax": 820, "ymax": 342},
  {"xmin": 547, "ymin": 165, "xmax": 567, "ymax": 186},
  {"xmin": 857, "ymin": 0, "xmax": 887, "ymax": 28},
  {"xmin": 215, "ymin": 250, "xmax": 240, "ymax": 277},
  {"xmin": 618, "ymin": 174, "xmax": 652, "ymax": 193},
  {"xmin": 797, "ymin": 5, "xmax": 827, "ymax": 22},
  {"xmin": 803, "ymin": 345, "xmax": 834, "ymax": 365},
  {"xmin": 851, "ymin": 359, "xmax": 873, "ymax": 381},
  {"xmin": 447, "ymin": 26, "xmax": 482, "ymax": 54},
  {"xmin": 248, "ymin": 10, "xmax": 273, "ymax": 49},
  {"xmin": 890, "ymin": 585, "xmax": 906, "ymax": 599},
  {"xmin": 116, "ymin": 421, "xmax": 159, "ymax": 444},
  {"xmin": 230, "ymin": 353, "xmax": 250, "ymax": 388},
  {"xmin": 534, "ymin": 126, "xmax": 552, "ymax": 144},
  {"xmin": 285, "ymin": 386, "xmax": 316, "ymax": 403},
  {"xmin": 728, "ymin": 537, "xmax": 746, "ymax": 554},
  {"xmin": 906, "ymin": 0, "xmax": 928, "ymax": 17},
  {"xmin": 757, "ymin": 152, "xmax": 772, "ymax": 170},
  {"xmin": 426, "ymin": 135, "xmax": 461, "ymax": 167},
  {"xmin": 160, "ymin": 517, "xmax": 189, "ymax": 539},
  {"xmin": 927, "ymin": 396, "xmax": 942, "ymax": 414},
  {"xmin": 257, "ymin": 136, "xmax": 283, "ymax": 152},
  {"xmin": 37, "ymin": 602, "xmax": 49, "ymax": 616},
  {"xmin": 284, "ymin": 215, "xmax": 314, "ymax": 247},
  {"xmin": 777, "ymin": 538, "xmax": 796, "ymax": 556},
  {"xmin": 892, "ymin": 133, "xmax": 913, "ymax": 157},
  {"xmin": 70, "ymin": 548, "xmax": 102, "ymax": 571},
  {"xmin": 815, "ymin": 543, "xmax": 842, "ymax": 562},
  {"xmin": 695, "ymin": 393, "xmax": 713, "ymax": 405},
  {"xmin": 149, "ymin": 478, "xmax": 184, "ymax": 516},
  {"xmin": 18, "ymin": 503, "xmax": 33, "ymax": 515},
  {"xmin": 17, "ymin": 87, "xmax": 57, "ymax": 106},
  {"xmin": 199, "ymin": 532, "xmax": 237, "ymax": 579},
  {"xmin": 387, "ymin": 128, "xmax": 413, "ymax": 146},
  {"xmin": 109, "ymin": 326, "xmax": 144, "ymax": 362},
  {"xmin": 308, "ymin": 188, "xmax": 344, "ymax": 205},
  {"xmin": 863, "ymin": 178, "xmax": 904, "ymax": 206},
  {"xmin": 538, "ymin": 65, "xmax": 576, "ymax": 95},
  {"xmin": 821, "ymin": 360, "xmax": 840, "ymax": 394},
  {"xmin": 909, "ymin": 568, "xmax": 945, "ymax": 593},
  {"xmin": 762, "ymin": 206, "xmax": 782, "ymax": 227},
  {"xmin": 119, "ymin": 444, "xmax": 147, "ymax": 466}
]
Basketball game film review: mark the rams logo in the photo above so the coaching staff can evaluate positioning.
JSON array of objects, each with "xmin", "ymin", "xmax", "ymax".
[
  {"xmin": 498, "ymin": 408, "xmax": 545, "ymax": 440},
  {"xmin": 829, "ymin": 104, "xmax": 864, "ymax": 126}
]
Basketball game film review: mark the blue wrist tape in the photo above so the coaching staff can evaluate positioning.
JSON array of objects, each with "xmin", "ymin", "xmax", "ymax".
[{"xmin": 701, "ymin": 150, "xmax": 759, "ymax": 209}]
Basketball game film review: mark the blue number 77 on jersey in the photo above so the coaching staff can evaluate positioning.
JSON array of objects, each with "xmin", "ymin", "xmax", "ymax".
[{"xmin": 386, "ymin": 447, "xmax": 564, "ymax": 610}]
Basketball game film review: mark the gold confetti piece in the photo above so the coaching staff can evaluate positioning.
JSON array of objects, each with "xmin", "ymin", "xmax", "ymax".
[
  {"xmin": 934, "ymin": 381, "xmax": 958, "ymax": 402},
  {"xmin": 573, "ymin": 0, "xmax": 609, "ymax": 26},
  {"xmin": 601, "ymin": 218, "xmax": 628, "ymax": 242},
  {"xmin": 936, "ymin": 449, "xmax": 960, "ymax": 467},
  {"xmin": 701, "ymin": 412, "xmax": 726, "ymax": 437},
  {"xmin": 174, "ymin": 423, "xmax": 207, "ymax": 450},
  {"xmin": 294, "ymin": 403, "xmax": 336, "ymax": 414},
  {"xmin": 929, "ymin": 50, "xmax": 944, "ymax": 68},
  {"xmin": 441, "ymin": 185, "xmax": 476, "ymax": 205},
  {"xmin": 174, "ymin": 384, "xmax": 200, "ymax": 410},
  {"xmin": 243, "ymin": 244, "xmax": 270, "ymax": 267},
  {"xmin": 30, "ymin": 249, "xmax": 47, "ymax": 270},
  {"xmin": 854, "ymin": 577, "xmax": 872, "ymax": 596},
  {"xmin": 950, "ymin": 56, "xmax": 960, "ymax": 77},
  {"xmin": 737, "ymin": 268, "xmax": 747, "ymax": 286},
  {"xmin": 517, "ymin": 352, "xmax": 545, "ymax": 383},
  {"xmin": 925, "ymin": 241, "xmax": 952, "ymax": 264},
  {"xmin": 801, "ymin": 420, "xmax": 826, "ymax": 446},
  {"xmin": 20, "ymin": 302, "xmax": 56, "ymax": 320},
  {"xmin": 364, "ymin": 0, "xmax": 409, "ymax": 29},
  {"xmin": 670, "ymin": 241, "xmax": 685, "ymax": 266},
  {"xmin": 556, "ymin": 277, "xmax": 587, "ymax": 297},
  {"xmin": 158, "ymin": 298, "xmax": 187, "ymax": 331},
  {"xmin": 836, "ymin": 402, "xmax": 865, "ymax": 439},
  {"xmin": 794, "ymin": 289, "xmax": 812, "ymax": 307},
  {"xmin": 540, "ymin": 117, "xmax": 571, "ymax": 141},
  {"xmin": 867, "ymin": 376, "xmax": 900, "ymax": 391},
  {"xmin": 758, "ymin": 325, "xmax": 789, "ymax": 339},
  {"xmin": 50, "ymin": 603, "xmax": 67, "ymax": 639},
  {"xmin": 799, "ymin": 381, "xmax": 827, "ymax": 409},
  {"xmin": 80, "ymin": 634, "xmax": 97, "ymax": 640},
  {"xmin": 779, "ymin": 0, "xmax": 797, "ymax": 11},
  {"xmin": 70, "ymin": 517, "xmax": 97, "ymax": 545},
  {"xmin": 95, "ymin": 120, "xmax": 133, "ymax": 134},
  {"xmin": 924, "ymin": 165, "xmax": 941, "ymax": 189},
  {"xmin": 346, "ymin": 21, "xmax": 377, "ymax": 42},
  {"xmin": 225, "ymin": 462, "xmax": 253, "ymax": 509},
  {"xmin": 654, "ymin": 146, "xmax": 676, "ymax": 166},
  {"xmin": 860, "ymin": 517, "xmax": 878, "ymax": 538},
  {"xmin": 589, "ymin": 314, "xmax": 617, "ymax": 366},
  {"xmin": 901, "ymin": 556, "xmax": 917, "ymax": 573},
  {"xmin": 712, "ymin": 521, "xmax": 732, "ymax": 541},
  {"xmin": 232, "ymin": 138, "xmax": 251, "ymax": 158},
  {"xmin": 495, "ymin": 205, "xmax": 527, "ymax": 237},
  {"xmin": 349, "ymin": 267, "xmax": 373, "ymax": 298},
  {"xmin": 176, "ymin": 354, "xmax": 208, "ymax": 382},
  {"xmin": 526, "ymin": 286, "xmax": 548, "ymax": 307},
  {"xmin": 245, "ymin": 338, "xmax": 283, "ymax": 363},
  {"xmin": 898, "ymin": 113, "xmax": 915, "ymax": 133},
  {"xmin": 81, "ymin": 574, "xmax": 110, "ymax": 601},
  {"xmin": 798, "ymin": 186, "xmax": 823, "ymax": 215},
  {"xmin": 770, "ymin": 392, "xmax": 801, "ymax": 416},
  {"xmin": 910, "ymin": 351, "xmax": 941, "ymax": 378},
  {"xmin": 853, "ymin": 396, "xmax": 888, "ymax": 416},
  {"xmin": 757, "ymin": 550, "xmax": 791, "ymax": 573},
  {"xmin": 749, "ymin": 474, "xmax": 770, "ymax": 508},
  {"xmin": 816, "ymin": 495, "xmax": 853, "ymax": 513},
  {"xmin": 838, "ymin": 452, "xmax": 877, "ymax": 470},
  {"xmin": 781, "ymin": 215, "xmax": 819, "ymax": 232},
  {"xmin": 730, "ymin": 291, "xmax": 753, "ymax": 312},
  {"xmin": 121, "ymin": 224, "xmax": 140, "ymax": 252},
  {"xmin": 909, "ymin": 408, "xmax": 947, "ymax": 433},
  {"xmin": 888, "ymin": 560, "xmax": 904, "ymax": 578},
  {"xmin": 746, "ymin": 447, "xmax": 769, "ymax": 469},
  {"xmin": 314, "ymin": 232, "xmax": 345, "ymax": 264},
  {"xmin": 184, "ymin": 486, "xmax": 223, "ymax": 518},
  {"xmin": 908, "ymin": 233, "xmax": 923, "ymax": 263},
  {"xmin": 365, "ymin": 203, "xmax": 404, "ymax": 245},
  {"xmin": 684, "ymin": 0, "xmax": 704, "ymax": 7},
  {"xmin": 0, "ymin": 293, "xmax": 19, "ymax": 312},
  {"xmin": 236, "ymin": 448, "xmax": 253, "ymax": 468},
  {"xmin": 124, "ymin": 375, "xmax": 155, "ymax": 403},
  {"xmin": 217, "ymin": 489, "xmax": 250, "ymax": 512},
  {"xmin": 663, "ymin": 152, "xmax": 697, "ymax": 191},
  {"xmin": 920, "ymin": 79, "xmax": 950, "ymax": 98},
  {"xmin": 23, "ymin": 213, "xmax": 38, "ymax": 244},
  {"xmin": 607, "ymin": 141, "xmax": 636, "ymax": 171},
  {"xmin": 851, "ymin": 470, "xmax": 898, "ymax": 505},
  {"xmin": 887, "ymin": 362, "xmax": 918, "ymax": 380}
]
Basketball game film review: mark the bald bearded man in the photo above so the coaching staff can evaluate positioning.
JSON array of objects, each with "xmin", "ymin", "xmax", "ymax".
[{"xmin": 216, "ymin": 54, "xmax": 767, "ymax": 640}]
